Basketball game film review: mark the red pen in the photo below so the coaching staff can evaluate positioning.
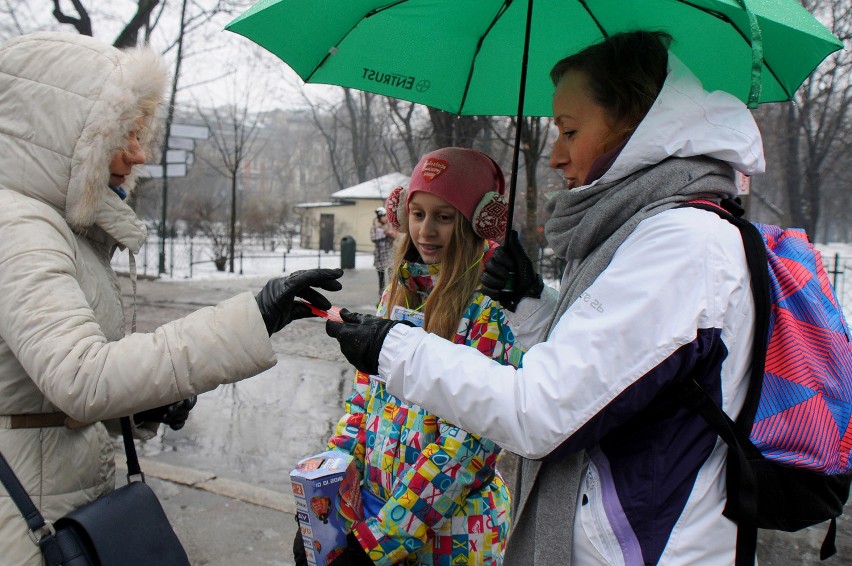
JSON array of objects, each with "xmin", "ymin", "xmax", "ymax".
[{"xmin": 298, "ymin": 300, "xmax": 343, "ymax": 323}]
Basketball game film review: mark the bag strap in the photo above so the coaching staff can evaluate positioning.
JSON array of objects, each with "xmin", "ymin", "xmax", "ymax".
[
  {"xmin": 0, "ymin": 416, "xmax": 142, "ymax": 553},
  {"xmin": 120, "ymin": 415, "xmax": 144, "ymax": 480},
  {"xmin": 685, "ymin": 199, "xmax": 771, "ymax": 430},
  {"xmin": 676, "ymin": 199, "xmax": 772, "ymax": 566},
  {"xmin": 674, "ymin": 376, "xmax": 760, "ymax": 566}
]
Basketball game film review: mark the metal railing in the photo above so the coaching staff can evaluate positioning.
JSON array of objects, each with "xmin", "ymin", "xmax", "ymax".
[
  {"xmin": 114, "ymin": 237, "xmax": 850, "ymax": 320},
  {"xmin": 111, "ymin": 237, "xmax": 369, "ymax": 279}
]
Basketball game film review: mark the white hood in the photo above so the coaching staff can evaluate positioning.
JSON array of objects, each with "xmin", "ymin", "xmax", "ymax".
[
  {"xmin": 0, "ymin": 32, "xmax": 167, "ymax": 239},
  {"xmin": 589, "ymin": 53, "xmax": 765, "ymax": 191}
]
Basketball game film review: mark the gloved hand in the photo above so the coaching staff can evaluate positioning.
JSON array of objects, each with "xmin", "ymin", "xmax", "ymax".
[
  {"xmin": 256, "ymin": 269, "xmax": 344, "ymax": 335},
  {"xmin": 325, "ymin": 310, "xmax": 413, "ymax": 375},
  {"xmin": 328, "ymin": 532, "xmax": 373, "ymax": 566},
  {"xmin": 294, "ymin": 520, "xmax": 371, "ymax": 566},
  {"xmin": 133, "ymin": 396, "xmax": 197, "ymax": 431},
  {"xmin": 479, "ymin": 229, "xmax": 544, "ymax": 311},
  {"xmin": 293, "ymin": 515, "xmax": 308, "ymax": 566}
]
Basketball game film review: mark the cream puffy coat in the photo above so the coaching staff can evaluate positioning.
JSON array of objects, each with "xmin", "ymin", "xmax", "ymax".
[{"xmin": 0, "ymin": 33, "xmax": 276, "ymax": 564}]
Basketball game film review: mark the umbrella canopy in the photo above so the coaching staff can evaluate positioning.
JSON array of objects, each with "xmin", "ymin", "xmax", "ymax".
[
  {"xmin": 227, "ymin": 0, "xmax": 841, "ymax": 231},
  {"xmin": 227, "ymin": 0, "xmax": 842, "ymax": 116}
]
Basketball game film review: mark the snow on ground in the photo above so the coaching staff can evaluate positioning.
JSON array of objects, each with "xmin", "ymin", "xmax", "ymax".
[
  {"xmin": 113, "ymin": 238, "xmax": 376, "ymax": 280},
  {"xmin": 816, "ymin": 242, "xmax": 852, "ymax": 262},
  {"xmin": 112, "ymin": 237, "xmax": 852, "ymax": 318}
]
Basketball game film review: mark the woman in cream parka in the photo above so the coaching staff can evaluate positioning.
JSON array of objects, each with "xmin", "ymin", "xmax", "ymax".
[{"xmin": 0, "ymin": 32, "xmax": 342, "ymax": 564}]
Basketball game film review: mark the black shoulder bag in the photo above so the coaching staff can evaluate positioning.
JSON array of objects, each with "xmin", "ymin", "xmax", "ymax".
[{"xmin": 0, "ymin": 416, "xmax": 190, "ymax": 566}]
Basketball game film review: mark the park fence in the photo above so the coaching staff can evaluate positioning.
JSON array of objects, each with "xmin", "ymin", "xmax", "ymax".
[
  {"xmin": 111, "ymin": 236, "xmax": 371, "ymax": 279},
  {"xmin": 111, "ymin": 236, "xmax": 851, "ymax": 320}
]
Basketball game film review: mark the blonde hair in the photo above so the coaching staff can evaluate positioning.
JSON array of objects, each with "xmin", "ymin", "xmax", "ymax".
[{"xmin": 386, "ymin": 213, "xmax": 485, "ymax": 340}]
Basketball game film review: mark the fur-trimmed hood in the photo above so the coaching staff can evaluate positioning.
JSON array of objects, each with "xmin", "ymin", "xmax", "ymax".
[{"xmin": 0, "ymin": 32, "xmax": 168, "ymax": 248}]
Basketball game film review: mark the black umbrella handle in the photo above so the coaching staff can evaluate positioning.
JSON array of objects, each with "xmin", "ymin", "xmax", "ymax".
[{"xmin": 506, "ymin": 0, "xmax": 534, "ymax": 237}]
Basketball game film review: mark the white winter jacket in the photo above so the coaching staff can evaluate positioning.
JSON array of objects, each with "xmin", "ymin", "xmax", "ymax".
[
  {"xmin": 377, "ymin": 56, "xmax": 766, "ymax": 564},
  {"xmin": 0, "ymin": 32, "xmax": 276, "ymax": 564}
]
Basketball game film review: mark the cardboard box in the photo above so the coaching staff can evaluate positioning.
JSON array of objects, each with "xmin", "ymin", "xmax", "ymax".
[{"xmin": 291, "ymin": 451, "xmax": 362, "ymax": 566}]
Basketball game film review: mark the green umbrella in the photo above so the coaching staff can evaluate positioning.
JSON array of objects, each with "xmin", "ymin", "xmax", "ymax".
[{"xmin": 227, "ymin": 0, "xmax": 842, "ymax": 227}]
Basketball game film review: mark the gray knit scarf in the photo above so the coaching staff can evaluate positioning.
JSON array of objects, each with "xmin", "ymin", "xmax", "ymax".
[{"xmin": 504, "ymin": 156, "xmax": 736, "ymax": 565}]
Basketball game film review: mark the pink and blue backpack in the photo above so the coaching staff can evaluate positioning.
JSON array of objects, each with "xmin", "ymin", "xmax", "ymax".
[{"xmin": 678, "ymin": 199, "xmax": 852, "ymax": 565}]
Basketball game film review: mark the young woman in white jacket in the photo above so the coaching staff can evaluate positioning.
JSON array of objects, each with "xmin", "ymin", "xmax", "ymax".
[
  {"xmin": 327, "ymin": 30, "xmax": 765, "ymax": 565},
  {"xmin": 0, "ymin": 32, "xmax": 342, "ymax": 564}
]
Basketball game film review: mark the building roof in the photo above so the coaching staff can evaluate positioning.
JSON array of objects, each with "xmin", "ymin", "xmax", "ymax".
[
  {"xmin": 294, "ymin": 201, "xmax": 347, "ymax": 209},
  {"xmin": 330, "ymin": 172, "xmax": 408, "ymax": 200}
]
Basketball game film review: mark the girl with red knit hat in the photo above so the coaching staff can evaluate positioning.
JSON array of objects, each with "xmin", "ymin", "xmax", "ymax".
[{"xmin": 295, "ymin": 147, "xmax": 524, "ymax": 566}]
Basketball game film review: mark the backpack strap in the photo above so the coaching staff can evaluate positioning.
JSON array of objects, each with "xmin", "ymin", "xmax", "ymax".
[
  {"xmin": 685, "ymin": 199, "xmax": 771, "ymax": 432},
  {"xmin": 674, "ymin": 377, "xmax": 759, "ymax": 566},
  {"xmin": 676, "ymin": 198, "xmax": 772, "ymax": 566}
]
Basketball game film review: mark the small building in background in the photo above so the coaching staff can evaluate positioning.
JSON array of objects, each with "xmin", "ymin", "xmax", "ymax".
[{"xmin": 296, "ymin": 172, "xmax": 408, "ymax": 253}]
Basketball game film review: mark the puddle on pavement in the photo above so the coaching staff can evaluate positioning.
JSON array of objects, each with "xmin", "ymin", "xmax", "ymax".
[{"xmin": 120, "ymin": 355, "xmax": 352, "ymax": 491}]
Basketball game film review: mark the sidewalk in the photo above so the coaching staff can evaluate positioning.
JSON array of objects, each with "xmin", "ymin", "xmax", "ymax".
[
  {"xmin": 119, "ymin": 266, "xmax": 383, "ymax": 566},
  {"xmin": 116, "ymin": 458, "xmax": 296, "ymax": 566}
]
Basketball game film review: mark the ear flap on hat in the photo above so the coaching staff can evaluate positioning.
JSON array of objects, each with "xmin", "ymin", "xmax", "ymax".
[
  {"xmin": 385, "ymin": 186, "xmax": 407, "ymax": 231},
  {"xmin": 472, "ymin": 191, "xmax": 509, "ymax": 240}
]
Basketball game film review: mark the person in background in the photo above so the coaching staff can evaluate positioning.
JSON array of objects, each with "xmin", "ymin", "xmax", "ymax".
[
  {"xmin": 298, "ymin": 147, "xmax": 524, "ymax": 566},
  {"xmin": 327, "ymin": 30, "xmax": 765, "ymax": 564},
  {"xmin": 0, "ymin": 32, "xmax": 343, "ymax": 565},
  {"xmin": 371, "ymin": 206, "xmax": 397, "ymax": 298}
]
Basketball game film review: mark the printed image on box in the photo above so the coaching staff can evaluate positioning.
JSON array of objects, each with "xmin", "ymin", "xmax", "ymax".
[{"xmin": 291, "ymin": 451, "xmax": 362, "ymax": 566}]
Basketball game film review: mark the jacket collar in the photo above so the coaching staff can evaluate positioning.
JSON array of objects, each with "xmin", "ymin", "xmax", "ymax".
[{"xmin": 76, "ymin": 191, "xmax": 147, "ymax": 253}]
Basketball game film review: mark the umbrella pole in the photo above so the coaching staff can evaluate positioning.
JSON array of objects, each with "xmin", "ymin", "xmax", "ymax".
[{"xmin": 506, "ymin": 0, "xmax": 534, "ymax": 239}]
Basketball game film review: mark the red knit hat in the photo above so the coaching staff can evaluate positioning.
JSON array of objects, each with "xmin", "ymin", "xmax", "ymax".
[{"xmin": 387, "ymin": 147, "xmax": 508, "ymax": 240}]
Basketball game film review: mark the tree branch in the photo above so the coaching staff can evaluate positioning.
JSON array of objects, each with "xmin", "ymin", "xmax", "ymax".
[{"xmin": 51, "ymin": 0, "xmax": 92, "ymax": 36}]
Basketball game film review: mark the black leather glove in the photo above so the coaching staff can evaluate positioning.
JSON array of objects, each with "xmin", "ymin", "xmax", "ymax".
[
  {"xmin": 293, "ymin": 515, "xmax": 309, "ymax": 566},
  {"xmin": 328, "ymin": 532, "xmax": 373, "ymax": 566},
  {"xmin": 480, "ymin": 229, "xmax": 544, "ymax": 311},
  {"xmin": 325, "ymin": 310, "xmax": 413, "ymax": 375},
  {"xmin": 133, "ymin": 396, "xmax": 197, "ymax": 431},
  {"xmin": 294, "ymin": 521, "xmax": 371, "ymax": 566},
  {"xmin": 256, "ymin": 269, "xmax": 344, "ymax": 335}
]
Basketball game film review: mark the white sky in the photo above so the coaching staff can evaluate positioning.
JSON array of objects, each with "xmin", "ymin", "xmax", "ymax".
[{"xmin": 2, "ymin": 0, "xmax": 340, "ymax": 113}]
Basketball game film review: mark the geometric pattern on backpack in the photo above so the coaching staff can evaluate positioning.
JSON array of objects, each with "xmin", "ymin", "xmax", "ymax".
[{"xmin": 749, "ymin": 223, "xmax": 852, "ymax": 474}]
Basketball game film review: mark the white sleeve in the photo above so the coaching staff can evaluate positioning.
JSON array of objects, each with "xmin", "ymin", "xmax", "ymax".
[
  {"xmin": 380, "ymin": 209, "xmax": 748, "ymax": 458},
  {"xmin": 502, "ymin": 285, "xmax": 560, "ymax": 348}
]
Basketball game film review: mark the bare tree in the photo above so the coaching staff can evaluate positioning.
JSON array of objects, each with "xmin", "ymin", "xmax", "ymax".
[
  {"xmin": 187, "ymin": 189, "xmax": 231, "ymax": 270},
  {"xmin": 1, "ymin": 0, "xmax": 35, "ymax": 37},
  {"xmin": 517, "ymin": 117, "xmax": 552, "ymax": 253},
  {"xmin": 241, "ymin": 192, "xmax": 289, "ymax": 250},
  {"xmin": 51, "ymin": 0, "xmax": 162, "ymax": 48},
  {"xmin": 752, "ymin": 0, "xmax": 851, "ymax": 239},
  {"xmin": 342, "ymin": 88, "xmax": 379, "ymax": 183},
  {"xmin": 428, "ymin": 109, "xmax": 490, "ymax": 149},
  {"xmin": 301, "ymin": 93, "xmax": 351, "ymax": 191},
  {"xmin": 196, "ymin": 92, "xmax": 263, "ymax": 273},
  {"xmin": 383, "ymin": 98, "xmax": 430, "ymax": 173},
  {"xmin": 298, "ymin": 84, "xmax": 418, "ymax": 190},
  {"xmin": 488, "ymin": 117, "xmax": 552, "ymax": 251},
  {"xmin": 302, "ymin": 87, "xmax": 387, "ymax": 188}
]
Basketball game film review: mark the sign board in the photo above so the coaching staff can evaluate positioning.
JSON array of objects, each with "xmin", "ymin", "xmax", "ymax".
[
  {"xmin": 144, "ymin": 163, "xmax": 187, "ymax": 178},
  {"xmin": 170, "ymin": 123, "xmax": 209, "ymax": 140},
  {"xmin": 168, "ymin": 136, "xmax": 195, "ymax": 151},
  {"xmin": 166, "ymin": 149, "xmax": 188, "ymax": 164}
]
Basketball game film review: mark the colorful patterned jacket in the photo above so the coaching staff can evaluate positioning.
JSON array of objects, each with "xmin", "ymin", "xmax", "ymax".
[{"xmin": 327, "ymin": 246, "xmax": 524, "ymax": 565}]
